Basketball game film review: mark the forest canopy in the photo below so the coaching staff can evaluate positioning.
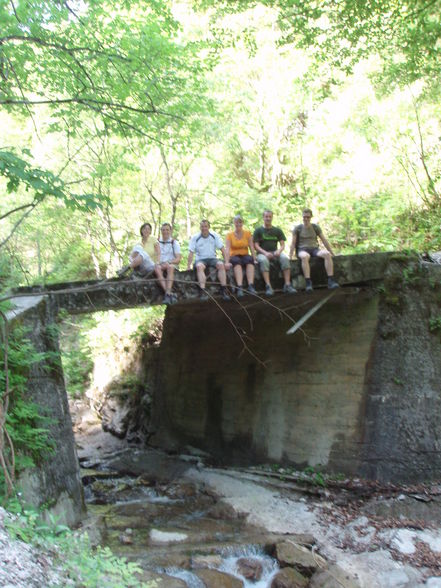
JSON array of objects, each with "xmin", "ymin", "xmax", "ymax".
[{"xmin": 1, "ymin": 0, "xmax": 441, "ymax": 288}]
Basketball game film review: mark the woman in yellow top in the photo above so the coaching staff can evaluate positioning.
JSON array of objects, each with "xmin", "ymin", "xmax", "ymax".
[
  {"xmin": 225, "ymin": 214, "xmax": 257, "ymax": 297},
  {"xmin": 117, "ymin": 222, "xmax": 160, "ymax": 278}
]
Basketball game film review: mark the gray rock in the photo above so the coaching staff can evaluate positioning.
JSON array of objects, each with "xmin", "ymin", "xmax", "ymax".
[
  {"xmin": 275, "ymin": 541, "xmax": 326, "ymax": 572},
  {"xmin": 270, "ymin": 567, "xmax": 308, "ymax": 588},
  {"xmin": 236, "ymin": 557, "xmax": 263, "ymax": 581},
  {"xmin": 309, "ymin": 564, "xmax": 361, "ymax": 588},
  {"xmin": 195, "ymin": 568, "xmax": 244, "ymax": 587}
]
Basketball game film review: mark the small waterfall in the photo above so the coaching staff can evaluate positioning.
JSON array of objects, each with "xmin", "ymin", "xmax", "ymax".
[
  {"xmin": 165, "ymin": 545, "xmax": 279, "ymax": 587},
  {"xmin": 219, "ymin": 545, "xmax": 279, "ymax": 587}
]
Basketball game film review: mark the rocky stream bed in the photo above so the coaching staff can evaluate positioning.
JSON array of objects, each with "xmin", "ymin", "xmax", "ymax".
[
  {"xmin": 2, "ymin": 406, "xmax": 441, "ymax": 587},
  {"xmin": 73, "ymin": 404, "xmax": 441, "ymax": 588}
]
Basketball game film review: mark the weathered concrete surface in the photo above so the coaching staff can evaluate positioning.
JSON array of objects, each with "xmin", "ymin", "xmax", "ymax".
[
  {"xmin": 5, "ymin": 297, "xmax": 85, "ymax": 525},
  {"xmin": 148, "ymin": 257, "xmax": 441, "ymax": 483},
  {"xmin": 360, "ymin": 259, "xmax": 441, "ymax": 481},
  {"xmin": 151, "ymin": 287, "xmax": 379, "ymax": 475},
  {"xmin": 5, "ymin": 252, "xmax": 441, "ymax": 495},
  {"xmin": 10, "ymin": 252, "xmax": 392, "ymax": 315}
]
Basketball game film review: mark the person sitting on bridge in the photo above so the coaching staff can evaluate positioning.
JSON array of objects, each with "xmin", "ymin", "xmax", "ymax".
[
  {"xmin": 289, "ymin": 208, "xmax": 339, "ymax": 292},
  {"xmin": 253, "ymin": 209, "xmax": 297, "ymax": 296},
  {"xmin": 117, "ymin": 222, "xmax": 160, "ymax": 279},
  {"xmin": 187, "ymin": 219, "xmax": 231, "ymax": 301},
  {"xmin": 157, "ymin": 222, "xmax": 182, "ymax": 305},
  {"xmin": 224, "ymin": 214, "xmax": 257, "ymax": 297}
]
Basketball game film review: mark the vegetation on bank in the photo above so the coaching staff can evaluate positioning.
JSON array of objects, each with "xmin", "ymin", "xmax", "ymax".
[{"xmin": 3, "ymin": 499, "xmax": 157, "ymax": 587}]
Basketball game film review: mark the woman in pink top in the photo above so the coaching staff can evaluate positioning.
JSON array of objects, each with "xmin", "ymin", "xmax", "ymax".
[{"xmin": 225, "ymin": 214, "xmax": 257, "ymax": 297}]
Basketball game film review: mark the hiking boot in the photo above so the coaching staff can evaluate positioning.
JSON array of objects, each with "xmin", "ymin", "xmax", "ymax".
[
  {"xmin": 305, "ymin": 282, "xmax": 313, "ymax": 293},
  {"xmin": 283, "ymin": 283, "xmax": 297, "ymax": 294},
  {"xmin": 163, "ymin": 293, "xmax": 171, "ymax": 305},
  {"xmin": 265, "ymin": 284, "xmax": 274, "ymax": 296},
  {"xmin": 200, "ymin": 289, "xmax": 209, "ymax": 301},
  {"xmin": 236, "ymin": 287, "xmax": 244, "ymax": 298},
  {"xmin": 328, "ymin": 278, "xmax": 340, "ymax": 290},
  {"xmin": 247, "ymin": 284, "xmax": 257, "ymax": 295},
  {"xmin": 221, "ymin": 287, "xmax": 231, "ymax": 301}
]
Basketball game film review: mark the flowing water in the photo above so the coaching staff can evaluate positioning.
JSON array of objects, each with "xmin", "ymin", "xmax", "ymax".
[{"xmin": 81, "ymin": 446, "xmax": 281, "ymax": 587}]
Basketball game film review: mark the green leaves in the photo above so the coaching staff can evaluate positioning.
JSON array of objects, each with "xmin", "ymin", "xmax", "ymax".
[{"xmin": 0, "ymin": 149, "xmax": 108, "ymax": 212}]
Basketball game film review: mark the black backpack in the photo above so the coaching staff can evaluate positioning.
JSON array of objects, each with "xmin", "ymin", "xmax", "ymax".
[{"xmin": 158, "ymin": 238, "xmax": 177, "ymax": 257}]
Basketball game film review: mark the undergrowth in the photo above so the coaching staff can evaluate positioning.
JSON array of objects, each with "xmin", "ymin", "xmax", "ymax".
[{"xmin": 4, "ymin": 499, "xmax": 157, "ymax": 587}]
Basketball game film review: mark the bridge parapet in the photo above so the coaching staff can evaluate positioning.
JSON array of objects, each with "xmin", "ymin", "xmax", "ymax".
[{"xmin": 9, "ymin": 252, "xmax": 394, "ymax": 315}]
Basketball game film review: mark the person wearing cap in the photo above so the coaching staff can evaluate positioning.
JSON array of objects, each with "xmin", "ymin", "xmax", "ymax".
[
  {"xmin": 187, "ymin": 219, "xmax": 231, "ymax": 301},
  {"xmin": 289, "ymin": 207, "xmax": 339, "ymax": 292},
  {"xmin": 224, "ymin": 215, "xmax": 257, "ymax": 297},
  {"xmin": 253, "ymin": 209, "xmax": 297, "ymax": 296}
]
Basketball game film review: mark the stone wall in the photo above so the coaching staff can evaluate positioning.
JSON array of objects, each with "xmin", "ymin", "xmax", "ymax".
[
  {"xmin": 150, "ymin": 258, "xmax": 441, "ymax": 483},
  {"xmin": 6, "ymin": 298, "xmax": 85, "ymax": 525}
]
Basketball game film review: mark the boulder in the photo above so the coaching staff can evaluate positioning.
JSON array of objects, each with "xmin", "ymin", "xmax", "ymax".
[
  {"xmin": 195, "ymin": 568, "xmax": 244, "ymax": 587},
  {"xmin": 270, "ymin": 567, "xmax": 308, "ymax": 588},
  {"xmin": 191, "ymin": 554, "xmax": 224, "ymax": 569},
  {"xmin": 236, "ymin": 557, "xmax": 263, "ymax": 581},
  {"xmin": 275, "ymin": 541, "xmax": 326, "ymax": 572},
  {"xmin": 309, "ymin": 564, "xmax": 361, "ymax": 588}
]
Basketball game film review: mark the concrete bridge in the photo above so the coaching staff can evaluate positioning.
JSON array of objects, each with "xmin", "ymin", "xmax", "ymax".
[
  {"xmin": 8, "ymin": 251, "xmax": 390, "ymax": 315},
  {"xmin": 5, "ymin": 252, "xmax": 441, "ymax": 524}
]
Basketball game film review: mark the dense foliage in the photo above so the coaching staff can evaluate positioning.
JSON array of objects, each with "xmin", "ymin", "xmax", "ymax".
[{"xmin": 1, "ymin": 1, "xmax": 440, "ymax": 291}]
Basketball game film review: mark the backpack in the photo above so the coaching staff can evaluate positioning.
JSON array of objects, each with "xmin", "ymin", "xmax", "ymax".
[
  {"xmin": 159, "ymin": 238, "xmax": 177, "ymax": 257},
  {"xmin": 196, "ymin": 232, "xmax": 216, "ymax": 243},
  {"xmin": 293, "ymin": 223, "xmax": 320, "ymax": 254}
]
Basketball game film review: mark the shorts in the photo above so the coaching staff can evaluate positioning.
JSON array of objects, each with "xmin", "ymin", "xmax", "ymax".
[
  {"xmin": 257, "ymin": 252, "xmax": 290, "ymax": 272},
  {"xmin": 230, "ymin": 254, "xmax": 254, "ymax": 267},
  {"xmin": 134, "ymin": 261, "xmax": 155, "ymax": 277},
  {"xmin": 194, "ymin": 258, "xmax": 221, "ymax": 270},
  {"xmin": 298, "ymin": 247, "xmax": 320, "ymax": 257}
]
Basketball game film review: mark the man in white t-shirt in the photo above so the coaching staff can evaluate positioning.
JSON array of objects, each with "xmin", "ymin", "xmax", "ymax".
[
  {"xmin": 187, "ymin": 219, "xmax": 231, "ymax": 301},
  {"xmin": 156, "ymin": 223, "xmax": 182, "ymax": 305}
]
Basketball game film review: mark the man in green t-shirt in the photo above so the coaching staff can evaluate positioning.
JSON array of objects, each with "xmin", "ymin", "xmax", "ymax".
[
  {"xmin": 253, "ymin": 210, "xmax": 297, "ymax": 296},
  {"xmin": 289, "ymin": 208, "xmax": 339, "ymax": 292}
]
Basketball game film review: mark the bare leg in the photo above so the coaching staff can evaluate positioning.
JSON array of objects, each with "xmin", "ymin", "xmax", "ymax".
[
  {"xmin": 217, "ymin": 262, "xmax": 227, "ymax": 286},
  {"xmin": 245, "ymin": 263, "xmax": 255, "ymax": 285},
  {"xmin": 283, "ymin": 267, "xmax": 291, "ymax": 285},
  {"xmin": 317, "ymin": 250, "xmax": 334, "ymax": 276},
  {"xmin": 233, "ymin": 264, "xmax": 244, "ymax": 287},
  {"xmin": 166, "ymin": 265, "xmax": 175, "ymax": 294},
  {"xmin": 298, "ymin": 251, "xmax": 311, "ymax": 278},
  {"xmin": 196, "ymin": 263, "xmax": 207, "ymax": 289},
  {"xmin": 155, "ymin": 266, "xmax": 167, "ymax": 292},
  {"xmin": 262, "ymin": 271, "xmax": 271, "ymax": 286}
]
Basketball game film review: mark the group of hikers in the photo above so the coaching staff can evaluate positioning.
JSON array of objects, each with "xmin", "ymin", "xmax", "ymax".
[{"xmin": 117, "ymin": 208, "xmax": 339, "ymax": 304}]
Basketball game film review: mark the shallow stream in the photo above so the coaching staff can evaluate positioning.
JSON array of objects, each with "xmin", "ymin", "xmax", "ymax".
[{"xmin": 80, "ymin": 446, "xmax": 283, "ymax": 587}]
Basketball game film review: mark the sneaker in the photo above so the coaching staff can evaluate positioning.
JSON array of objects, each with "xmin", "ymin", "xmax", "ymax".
[
  {"xmin": 265, "ymin": 284, "xmax": 274, "ymax": 296},
  {"xmin": 305, "ymin": 282, "xmax": 313, "ymax": 293},
  {"xmin": 200, "ymin": 290, "xmax": 209, "ymax": 301},
  {"xmin": 163, "ymin": 293, "xmax": 171, "ymax": 305},
  {"xmin": 236, "ymin": 287, "xmax": 244, "ymax": 298},
  {"xmin": 283, "ymin": 284, "xmax": 297, "ymax": 294},
  {"xmin": 328, "ymin": 278, "xmax": 340, "ymax": 290},
  {"xmin": 221, "ymin": 287, "xmax": 231, "ymax": 301},
  {"xmin": 247, "ymin": 284, "xmax": 257, "ymax": 295}
]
